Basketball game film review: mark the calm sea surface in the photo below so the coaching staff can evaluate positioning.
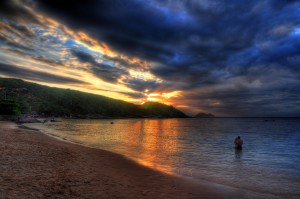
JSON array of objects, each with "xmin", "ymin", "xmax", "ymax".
[{"xmin": 26, "ymin": 118, "xmax": 300, "ymax": 198}]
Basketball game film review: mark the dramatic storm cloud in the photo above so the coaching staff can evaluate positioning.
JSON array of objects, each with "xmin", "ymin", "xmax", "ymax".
[{"xmin": 1, "ymin": 0, "xmax": 300, "ymax": 116}]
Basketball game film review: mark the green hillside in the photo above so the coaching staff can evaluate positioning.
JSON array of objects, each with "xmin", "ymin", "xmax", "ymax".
[{"xmin": 0, "ymin": 78, "xmax": 187, "ymax": 118}]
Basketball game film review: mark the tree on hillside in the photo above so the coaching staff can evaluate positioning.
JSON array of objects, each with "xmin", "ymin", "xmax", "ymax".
[{"xmin": 0, "ymin": 99, "xmax": 21, "ymax": 115}]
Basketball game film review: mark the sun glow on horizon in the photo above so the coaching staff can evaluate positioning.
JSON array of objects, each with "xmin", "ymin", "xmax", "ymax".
[{"xmin": 144, "ymin": 90, "xmax": 182, "ymax": 106}]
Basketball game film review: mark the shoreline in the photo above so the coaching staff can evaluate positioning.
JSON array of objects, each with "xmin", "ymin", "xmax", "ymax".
[{"xmin": 1, "ymin": 121, "xmax": 280, "ymax": 198}]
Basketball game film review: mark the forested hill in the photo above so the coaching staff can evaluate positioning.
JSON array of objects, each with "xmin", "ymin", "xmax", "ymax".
[{"xmin": 0, "ymin": 78, "xmax": 188, "ymax": 118}]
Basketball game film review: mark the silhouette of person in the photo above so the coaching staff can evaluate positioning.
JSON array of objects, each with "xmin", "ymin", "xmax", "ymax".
[{"xmin": 234, "ymin": 136, "xmax": 243, "ymax": 150}]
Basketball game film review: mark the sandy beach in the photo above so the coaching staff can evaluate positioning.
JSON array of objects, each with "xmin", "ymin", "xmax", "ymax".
[{"xmin": 0, "ymin": 121, "xmax": 279, "ymax": 199}]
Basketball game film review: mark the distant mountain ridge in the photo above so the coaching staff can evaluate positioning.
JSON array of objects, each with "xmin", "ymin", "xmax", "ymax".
[
  {"xmin": 0, "ymin": 78, "xmax": 187, "ymax": 118},
  {"xmin": 194, "ymin": 112, "xmax": 215, "ymax": 118}
]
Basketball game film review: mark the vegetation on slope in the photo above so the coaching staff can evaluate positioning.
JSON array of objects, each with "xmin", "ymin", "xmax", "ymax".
[{"xmin": 0, "ymin": 78, "xmax": 187, "ymax": 118}]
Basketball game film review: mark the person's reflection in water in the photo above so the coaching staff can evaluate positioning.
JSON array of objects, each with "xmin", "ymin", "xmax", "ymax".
[{"xmin": 235, "ymin": 148, "xmax": 243, "ymax": 159}]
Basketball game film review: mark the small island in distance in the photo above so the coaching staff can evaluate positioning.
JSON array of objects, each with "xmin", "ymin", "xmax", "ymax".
[{"xmin": 0, "ymin": 78, "xmax": 187, "ymax": 119}]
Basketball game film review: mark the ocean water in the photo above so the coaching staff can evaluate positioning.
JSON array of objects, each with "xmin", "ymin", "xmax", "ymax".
[{"xmin": 25, "ymin": 118, "xmax": 300, "ymax": 198}]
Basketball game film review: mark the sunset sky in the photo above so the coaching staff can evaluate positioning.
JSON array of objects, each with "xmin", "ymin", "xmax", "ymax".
[{"xmin": 0, "ymin": 0, "xmax": 300, "ymax": 117}]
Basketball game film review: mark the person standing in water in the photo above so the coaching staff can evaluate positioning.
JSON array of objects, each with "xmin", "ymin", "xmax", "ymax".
[{"xmin": 234, "ymin": 136, "xmax": 243, "ymax": 149}]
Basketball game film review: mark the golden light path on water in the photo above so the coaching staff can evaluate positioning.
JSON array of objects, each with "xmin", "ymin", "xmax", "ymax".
[
  {"xmin": 77, "ymin": 119, "xmax": 181, "ymax": 175},
  {"xmin": 127, "ymin": 119, "xmax": 181, "ymax": 174}
]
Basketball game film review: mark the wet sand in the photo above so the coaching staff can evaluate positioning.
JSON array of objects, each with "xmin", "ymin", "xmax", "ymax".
[{"xmin": 0, "ymin": 121, "xmax": 279, "ymax": 199}]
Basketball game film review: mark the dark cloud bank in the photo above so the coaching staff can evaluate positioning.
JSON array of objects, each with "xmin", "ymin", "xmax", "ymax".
[
  {"xmin": 1, "ymin": 0, "xmax": 300, "ymax": 116},
  {"xmin": 71, "ymin": 49, "xmax": 128, "ymax": 83},
  {"xmin": 0, "ymin": 63, "xmax": 85, "ymax": 84}
]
